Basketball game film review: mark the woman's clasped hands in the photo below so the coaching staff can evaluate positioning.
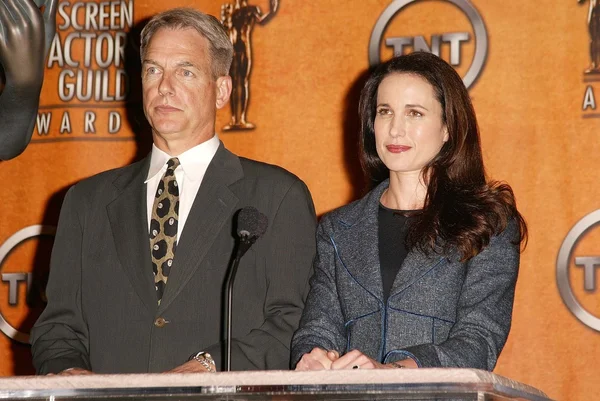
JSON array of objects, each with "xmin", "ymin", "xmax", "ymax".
[{"xmin": 296, "ymin": 348, "xmax": 413, "ymax": 371}]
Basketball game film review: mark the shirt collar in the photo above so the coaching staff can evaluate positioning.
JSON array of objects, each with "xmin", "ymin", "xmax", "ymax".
[{"xmin": 145, "ymin": 134, "xmax": 220, "ymax": 183}]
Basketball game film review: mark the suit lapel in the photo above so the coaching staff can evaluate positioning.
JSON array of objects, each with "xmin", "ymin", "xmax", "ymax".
[
  {"xmin": 333, "ymin": 182, "xmax": 389, "ymax": 302},
  {"xmin": 107, "ymin": 156, "xmax": 157, "ymax": 313},
  {"xmin": 157, "ymin": 143, "xmax": 242, "ymax": 313}
]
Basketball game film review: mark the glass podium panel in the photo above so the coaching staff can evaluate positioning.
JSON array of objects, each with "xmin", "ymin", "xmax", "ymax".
[{"xmin": 0, "ymin": 369, "xmax": 552, "ymax": 401}]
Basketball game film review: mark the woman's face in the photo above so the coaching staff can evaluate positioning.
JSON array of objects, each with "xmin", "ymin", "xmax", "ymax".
[{"xmin": 374, "ymin": 73, "xmax": 448, "ymax": 177}]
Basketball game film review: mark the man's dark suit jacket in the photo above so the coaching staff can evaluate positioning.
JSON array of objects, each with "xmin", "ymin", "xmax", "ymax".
[{"xmin": 31, "ymin": 142, "xmax": 317, "ymax": 374}]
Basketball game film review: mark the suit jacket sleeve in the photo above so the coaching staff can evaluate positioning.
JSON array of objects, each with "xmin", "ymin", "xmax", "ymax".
[
  {"xmin": 203, "ymin": 179, "xmax": 317, "ymax": 370},
  {"xmin": 290, "ymin": 214, "xmax": 347, "ymax": 367},
  {"xmin": 388, "ymin": 219, "xmax": 521, "ymax": 369},
  {"xmin": 30, "ymin": 185, "xmax": 92, "ymax": 374}
]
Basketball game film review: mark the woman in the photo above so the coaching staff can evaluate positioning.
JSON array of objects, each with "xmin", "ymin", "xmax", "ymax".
[{"xmin": 292, "ymin": 52, "xmax": 527, "ymax": 371}]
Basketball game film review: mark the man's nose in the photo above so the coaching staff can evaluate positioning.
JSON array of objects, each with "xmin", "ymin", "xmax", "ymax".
[{"xmin": 158, "ymin": 73, "xmax": 175, "ymax": 97}]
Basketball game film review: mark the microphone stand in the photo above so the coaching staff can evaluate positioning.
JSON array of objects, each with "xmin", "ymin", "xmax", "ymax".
[{"xmin": 224, "ymin": 233, "xmax": 255, "ymax": 371}]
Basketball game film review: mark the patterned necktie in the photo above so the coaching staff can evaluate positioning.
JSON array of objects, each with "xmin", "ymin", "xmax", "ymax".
[{"xmin": 150, "ymin": 157, "xmax": 180, "ymax": 303}]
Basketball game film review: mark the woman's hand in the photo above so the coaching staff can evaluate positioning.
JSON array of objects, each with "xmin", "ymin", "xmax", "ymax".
[
  {"xmin": 330, "ymin": 349, "xmax": 391, "ymax": 370},
  {"xmin": 330, "ymin": 349, "xmax": 418, "ymax": 370},
  {"xmin": 295, "ymin": 347, "xmax": 339, "ymax": 371}
]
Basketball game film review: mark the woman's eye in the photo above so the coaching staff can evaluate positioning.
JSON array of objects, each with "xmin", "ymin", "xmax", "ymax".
[
  {"xmin": 377, "ymin": 108, "xmax": 392, "ymax": 116},
  {"xmin": 408, "ymin": 109, "xmax": 423, "ymax": 117}
]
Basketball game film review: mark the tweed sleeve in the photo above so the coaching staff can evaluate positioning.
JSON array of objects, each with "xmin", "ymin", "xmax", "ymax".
[{"xmin": 291, "ymin": 215, "xmax": 348, "ymax": 368}]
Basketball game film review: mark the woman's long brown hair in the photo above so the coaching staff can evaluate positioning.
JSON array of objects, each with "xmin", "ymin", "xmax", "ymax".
[{"xmin": 359, "ymin": 52, "xmax": 527, "ymax": 261}]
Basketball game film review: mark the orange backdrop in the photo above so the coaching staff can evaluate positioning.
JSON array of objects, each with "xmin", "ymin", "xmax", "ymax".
[{"xmin": 1, "ymin": 1, "xmax": 599, "ymax": 400}]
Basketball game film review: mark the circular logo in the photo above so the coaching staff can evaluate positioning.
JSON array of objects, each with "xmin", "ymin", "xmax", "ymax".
[
  {"xmin": 557, "ymin": 210, "xmax": 600, "ymax": 331},
  {"xmin": 0, "ymin": 225, "xmax": 56, "ymax": 343},
  {"xmin": 368, "ymin": 0, "xmax": 488, "ymax": 89}
]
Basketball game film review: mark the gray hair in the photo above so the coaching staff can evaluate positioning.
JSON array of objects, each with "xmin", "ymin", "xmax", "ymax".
[{"xmin": 140, "ymin": 7, "xmax": 233, "ymax": 78}]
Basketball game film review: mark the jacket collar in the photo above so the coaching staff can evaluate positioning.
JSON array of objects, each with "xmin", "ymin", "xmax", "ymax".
[{"xmin": 331, "ymin": 179, "xmax": 446, "ymax": 303}]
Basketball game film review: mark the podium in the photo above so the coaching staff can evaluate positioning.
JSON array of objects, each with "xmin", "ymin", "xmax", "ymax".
[{"xmin": 0, "ymin": 369, "xmax": 551, "ymax": 400}]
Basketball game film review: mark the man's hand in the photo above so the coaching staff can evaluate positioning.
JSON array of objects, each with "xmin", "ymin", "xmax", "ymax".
[
  {"xmin": 295, "ymin": 347, "xmax": 339, "ymax": 371},
  {"xmin": 46, "ymin": 368, "xmax": 94, "ymax": 376},
  {"xmin": 166, "ymin": 359, "xmax": 213, "ymax": 374}
]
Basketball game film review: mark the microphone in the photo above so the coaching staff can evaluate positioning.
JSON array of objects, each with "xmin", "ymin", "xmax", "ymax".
[
  {"xmin": 224, "ymin": 206, "xmax": 268, "ymax": 371},
  {"xmin": 235, "ymin": 206, "xmax": 268, "ymax": 258}
]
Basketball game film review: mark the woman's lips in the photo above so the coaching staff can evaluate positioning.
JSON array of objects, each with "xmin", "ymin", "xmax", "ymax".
[{"xmin": 386, "ymin": 145, "xmax": 411, "ymax": 153}]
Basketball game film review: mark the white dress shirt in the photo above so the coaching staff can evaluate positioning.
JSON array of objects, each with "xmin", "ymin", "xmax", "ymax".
[{"xmin": 145, "ymin": 135, "xmax": 220, "ymax": 241}]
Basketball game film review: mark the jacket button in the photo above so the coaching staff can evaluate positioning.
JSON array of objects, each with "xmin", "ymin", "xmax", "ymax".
[{"xmin": 154, "ymin": 317, "xmax": 167, "ymax": 328}]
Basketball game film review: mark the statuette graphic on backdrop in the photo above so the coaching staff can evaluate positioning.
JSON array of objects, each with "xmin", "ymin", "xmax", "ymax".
[
  {"xmin": 221, "ymin": 0, "xmax": 279, "ymax": 131},
  {"xmin": 579, "ymin": 0, "xmax": 600, "ymax": 74}
]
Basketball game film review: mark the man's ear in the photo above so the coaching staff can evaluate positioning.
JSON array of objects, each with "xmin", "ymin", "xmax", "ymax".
[{"xmin": 215, "ymin": 75, "xmax": 232, "ymax": 110}]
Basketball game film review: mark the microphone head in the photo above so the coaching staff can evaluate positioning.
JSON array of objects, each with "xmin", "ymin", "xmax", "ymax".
[{"xmin": 237, "ymin": 206, "xmax": 269, "ymax": 239}]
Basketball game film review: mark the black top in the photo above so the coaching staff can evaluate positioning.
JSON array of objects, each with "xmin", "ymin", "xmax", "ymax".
[{"xmin": 378, "ymin": 203, "xmax": 415, "ymax": 303}]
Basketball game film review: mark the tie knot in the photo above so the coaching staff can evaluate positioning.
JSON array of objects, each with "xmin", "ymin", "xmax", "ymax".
[{"xmin": 166, "ymin": 158, "xmax": 180, "ymax": 171}]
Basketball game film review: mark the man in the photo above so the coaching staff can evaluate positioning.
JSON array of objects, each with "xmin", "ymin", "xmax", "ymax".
[{"xmin": 30, "ymin": 7, "xmax": 316, "ymax": 374}]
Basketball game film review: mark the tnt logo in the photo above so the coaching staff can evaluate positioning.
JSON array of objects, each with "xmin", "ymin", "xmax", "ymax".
[
  {"xmin": 368, "ymin": 0, "xmax": 488, "ymax": 89},
  {"xmin": 0, "ymin": 225, "xmax": 55, "ymax": 344},
  {"xmin": 557, "ymin": 210, "xmax": 600, "ymax": 331}
]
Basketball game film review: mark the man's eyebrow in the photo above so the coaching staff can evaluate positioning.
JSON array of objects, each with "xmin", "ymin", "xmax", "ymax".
[
  {"xmin": 141, "ymin": 60, "xmax": 198, "ymax": 68},
  {"xmin": 176, "ymin": 61, "xmax": 196, "ymax": 68}
]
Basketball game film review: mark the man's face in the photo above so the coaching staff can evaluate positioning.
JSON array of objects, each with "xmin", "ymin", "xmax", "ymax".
[{"xmin": 142, "ymin": 28, "xmax": 230, "ymax": 152}]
